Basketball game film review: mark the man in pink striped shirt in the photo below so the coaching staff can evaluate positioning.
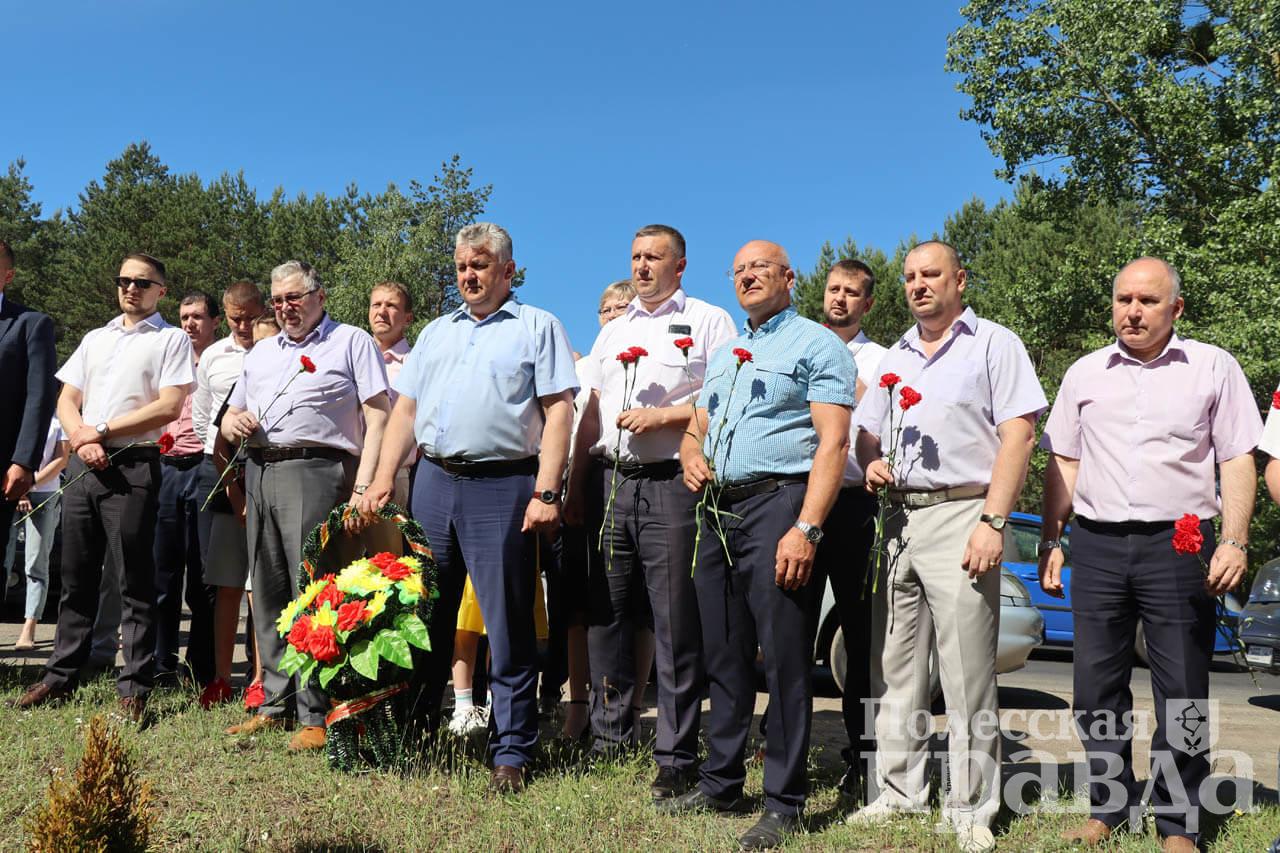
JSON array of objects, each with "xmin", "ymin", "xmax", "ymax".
[{"xmin": 1039, "ymin": 257, "xmax": 1262, "ymax": 852}]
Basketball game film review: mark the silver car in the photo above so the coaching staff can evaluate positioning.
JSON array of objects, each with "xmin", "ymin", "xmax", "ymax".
[{"xmin": 816, "ymin": 568, "xmax": 1045, "ymax": 698}]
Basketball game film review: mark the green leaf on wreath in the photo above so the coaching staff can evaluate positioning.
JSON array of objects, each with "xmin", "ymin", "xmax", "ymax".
[
  {"xmin": 280, "ymin": 644, "xmax": 304, "ymax": 675},
  {"xmin": 349, "ymin": 638, "xmax": 379, "ymax": 680},
  {"xmin": 318, "ymin": 661, "xmax": 345, "ymax": 689},
  {"xmin": 394, "ymin": 612, "xmax": 431, "ymax": 652},
  {"xmin": 297, "ymin": 658, "xmax": 317, "ymax": 688},
  {"xmin": 374, "ymin": 628, "xmax": 412, "ymax": 669},
  {"xmin": 397, "ymin": 586, "xmax": 421, "ymax": 606}
]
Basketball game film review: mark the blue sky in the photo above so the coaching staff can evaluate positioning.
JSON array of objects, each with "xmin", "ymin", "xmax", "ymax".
[{"xmin": 7, "ymin": 1, "xmax": 1012, "ymax": 353}]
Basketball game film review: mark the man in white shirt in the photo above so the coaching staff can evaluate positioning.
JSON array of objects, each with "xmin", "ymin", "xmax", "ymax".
[
  {"xmin": 16, "ymin": 252, "xmax": 194, "ymax": 721},
  {"xmin": 567, "ymin": 224, "xmax": 736, "ymax": 800}
]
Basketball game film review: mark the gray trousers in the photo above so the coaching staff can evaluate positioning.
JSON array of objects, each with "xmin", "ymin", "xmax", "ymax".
[
  {"xmin": 870, "ymin": 496, "xmax": 1001, "ymax": 829},
  {"xmin": 246, "ymin": 455, "xmax": 358, "ymax": 726}
]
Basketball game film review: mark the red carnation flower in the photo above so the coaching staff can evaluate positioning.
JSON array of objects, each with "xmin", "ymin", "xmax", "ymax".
[
  {"xmin": 1172, "ymin": 513, "xmax": 1204, "ymax": 556},
  {"xmin": 673, "ymin": 336, "xmax": 694, "ymax": 353},
  {"xmin": 898, "ymin": 386, "xmax": 923, "ymax": 410},
  {"xmin": 157, "ymin": 432, "xmax": 175, "ymax": 454},
  {"xmin": 616, "ymin": 350, "xmax": 638, "ymax": 364},
  {"xmin": 879, "ymin": 373, "xmax": 901, "ymax": 389},
  {"xmin": 1273, "ymin": 391, "xmax": 1280, "ymax": 409},
  {"xmin": 307, "ymin": 623, "xmax": 341, "ymax": 663},
  {"xmin": 315, "ymin": 576, "xmax": 344, "ymax": 611},
  {"xmin": 336, "ymin": 600, "xmax": 369, "ymax": 631},
  {"xmin": 286, "ymin": 614, "xmax": 312, "ymax": 651},
  {"xmin": 370, "ymin": 552, "xmax": 399, "ymax": 572},
  {"xmin": 383, "ymin": 561, "xmax": 412, "ymax": 581},
  {"xmin": 300, "ymin": 355, "xmax": 316, "ymax": 373},
  {"xmin": 628, "ymin": 346, "xmax": 648, "ymax": 358},
  {"xmin": 732, "ymin": 347, "xmax": 753, "ymax": 365}
]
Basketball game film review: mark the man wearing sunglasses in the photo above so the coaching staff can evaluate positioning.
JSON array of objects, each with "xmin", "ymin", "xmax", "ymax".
[{"xmin": 16, "ymin": 253, "xmax": 194, "ymax": 723}]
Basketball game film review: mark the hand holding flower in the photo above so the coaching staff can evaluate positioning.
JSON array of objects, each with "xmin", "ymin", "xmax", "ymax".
[
  {"xmin": 616, "ymin": 407, "xmax": 667, "ymax": 434},
  {"xmin": 222, "ymin": 410, "xmax": 261, "ymax": 442},
  {"xmin": 863, "ymin": 458, "xmax": 894, "ymax": 492}
]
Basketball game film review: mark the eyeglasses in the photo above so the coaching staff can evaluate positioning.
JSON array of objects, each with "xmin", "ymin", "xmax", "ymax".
[
  {"xmin": 598, "ymin": 304, "xmax": 629, "ymax": 318},
  {"xmin": 115, "ymin": 276, "xmax": 161, "ymax": 290},
  {"xmin": 727, "ymin": 259, "xmax": 789, "ymax": 281},
  {"xmin": 269, "ymin": 286, "xmax": 319, "ymax": 307}
]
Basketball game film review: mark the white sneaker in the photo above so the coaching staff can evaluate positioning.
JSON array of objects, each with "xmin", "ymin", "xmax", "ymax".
[
  {"xmin": 952, "ymin": 824, "xmax": 995, "ymax": 852},
  {"xmin": 447, "ymin": 705, "xmax": 490, "ymax": 736},
  {"xmin": 845, "ymin": 794, "xmax": 927, "ymax": 826}
]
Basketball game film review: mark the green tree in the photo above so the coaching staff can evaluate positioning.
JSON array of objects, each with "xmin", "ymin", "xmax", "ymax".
[{"xmin": 794, "ymin": 236, "xmax": 913, "ymax": 346}]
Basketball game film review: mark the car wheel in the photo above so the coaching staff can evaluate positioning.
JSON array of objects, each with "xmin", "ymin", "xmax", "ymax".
[{"xmin": 830, "ymin": 627, "xmax": 847, "ymax": 695}]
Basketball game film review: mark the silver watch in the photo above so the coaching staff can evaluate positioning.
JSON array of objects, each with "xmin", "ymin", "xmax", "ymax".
[
  {"xmin": 1038, "ymin": 539, "xmax": 1061, "ymax": 555},
  {"xmin": 794, "ymin": 521, "xmax": 824, "ymax": 544}
]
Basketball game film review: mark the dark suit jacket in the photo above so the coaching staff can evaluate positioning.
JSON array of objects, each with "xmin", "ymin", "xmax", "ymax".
[{"xmin": 0, "ymin": 295, "xmax": 57, "ymax": 473}]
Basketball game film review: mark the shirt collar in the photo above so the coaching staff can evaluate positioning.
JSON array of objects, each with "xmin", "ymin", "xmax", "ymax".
[
  {"xmin": 744, "ymin": 306, "xmax": 796, "ymax": 337},
  {"xmin": 277, "ymin": 312, "xmax": 336, "ymax": 348},
  {"xmin": 1106, "ymin": 331, "xmax": 1187, "ymax": 367},
  {"xmin": 627, "ymin": 288, "xmax": 686, "ymax": 318},
  {"xmin": 452, "ymin": 297, "xmax": 520, "ymax": 323},
  {"xmin": 382, "ymin": 337, "xmax": 411, "ymax": 364},
  {"xmin": 900, "ymin": 306, "xmax": 977, "ymax": 349},
  {"xmin": 107, "ymin": 311, "xmax": 169, "ymax": 333}
]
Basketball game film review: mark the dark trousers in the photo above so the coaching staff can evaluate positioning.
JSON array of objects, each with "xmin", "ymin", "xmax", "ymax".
[
  {"xmin": 44, "ymin": 456, "xmax": 161, "ymax": 698},
  {"xmin": 694, "ymin": 481, "xmax": 815, "ymax": 816},
  {"xmin": 412, "ymin": 459, "xmax": 539, "ymax": 768},
  {"xmin": 808, "ymin": 486, "xmax": 877, "ymax": 786},
  {"xmin": 0, "ymin": 500, "xmax": 13, "ymax": 595},
  {"xmin": 587, "ymin": 462, "xmax": 703, "ymax": 771},
  {"xmin": 1071, "ymin": 517, "xmax": 1216, "ymax": 842},
  {"xmin": 154, "ymin": 459, "xmax": 214, "ymax": 683}
]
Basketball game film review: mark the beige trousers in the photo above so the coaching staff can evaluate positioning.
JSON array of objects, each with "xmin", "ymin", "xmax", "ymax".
[{"xmin": 870, "ymin": 496, "xmax": 1001, "ymax": 828}]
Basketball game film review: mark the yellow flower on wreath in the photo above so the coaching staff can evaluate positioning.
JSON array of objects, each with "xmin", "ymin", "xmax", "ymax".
[
  {"xmin": 366, "ymin": 589, "xmax": 390, "ymax": 620},
  {"xmin": 398, "ymin": 572, "xmax": 425, "ymax": 601},
  {"xmin": 312, "ymin": 602, "xmax": 338, "ymax": 628},
  {"xmin": 276, "ymin": 597, "xmax": 304, "ymax": 636},
  {"xmin": 296, "ymin": 577, "xmax": 328, "ymax": 611}
]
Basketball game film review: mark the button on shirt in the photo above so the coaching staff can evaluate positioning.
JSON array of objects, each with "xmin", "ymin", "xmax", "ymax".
[
  {"xmin": 697, "ymin": 307, "xmax": 856, "ymax": 484},
  {"xmin": 579, "ymin": 289, "xmax": 736, "ymax": 463},
  {"xmin": 228, "ymin": 314, "xmax": 388, "ymax": 455},
  {"xmin": 1040, "ymin": 334, "xmax": 1262, "ymax": 522},
  {"xmin": 394, "ymin": 299, "xmax": 578, "ymax": 462},
  {"xmin": 854, "ymin": 307, "xmax": 1047, "ymax": 490},
  {"xmin": 56, "ymin": 312, "xmax": 195, "ymax": 444},
  {"xmin": 842, "ymin": 331, "xmax": 888, "ymax": 488},
  {"xmin": 193, "ymin": 335, "xmax": 249, "ymax": 454}
]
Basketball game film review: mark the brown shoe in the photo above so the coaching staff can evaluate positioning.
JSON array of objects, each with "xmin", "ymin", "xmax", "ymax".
[
  {"xmin": 12, "ymin": 682, "xmax": 73, "ymax": 710},
  {"xmin": 489, "ymin": 764, "xmax": 525, "ymax": 795},
  {"xmin": 287, "ymin": 726, "xmax": 327, "ymax": 751},
  {"xmin": 1062, "ymin": 818, "xmax": 1113, "ymax": 845},
  {"xmin": 1161, "ymin": 836, "xmax": 1196, "ymax": 852},
  {"xmin": 119, "ymin": 696, "xmax": 147, "ymax": 725},
  {"xmin": 225, "ymin": 714, "xmax": 288, "ymax": 735}
]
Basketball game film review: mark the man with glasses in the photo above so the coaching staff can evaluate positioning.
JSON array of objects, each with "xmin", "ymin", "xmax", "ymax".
[
  {"xmin": 221, "ymin": 261, "xmax": 391, "ymax": 751},
  {"xmin": 665, "ymin": 240, "xmax": 855, "ymax": 850},
  {"xmin": 567, "ymin": 224, "xmax": 735, "ymax": 799},
  {"xmin": 360, "ymin": 222, "xmax": 577, "ymax": 794},
  {"xmin": 16, "ymin": 253, "xmax": 194, "ymax": 723},
  {"xmin": 191, "ymin": 281, "xmax": 265, "ymax": 708}
]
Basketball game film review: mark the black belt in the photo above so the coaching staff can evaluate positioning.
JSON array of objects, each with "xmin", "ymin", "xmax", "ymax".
[
  {"xmin": 718, "ymin": 475, "xmax": 806, "ymax": 504},
  {"xmin": 425, "ymin": 455, "xmax": 538, "ymax": 477},
  {"xmin": 1076, "ymin": 517, "xmax": 1175, "ymax": 536},
  {"xmin": 161, "ymin": 452, "xmax": 204, "ymax": 470},
  {"xmin": 603, "ymin": 459, "xmax": 682, "ymax": 479},
  {"xmin": 103, "ymin": 446, "xmax": 160, "ymax": 465},
  {"xmin": 248, "ymin": 446, "xmax": 350, "ymax": 464}
]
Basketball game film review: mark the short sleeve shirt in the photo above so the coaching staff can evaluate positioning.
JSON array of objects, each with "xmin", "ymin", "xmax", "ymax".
[
  {"xmin": 193, "ymin": 336, "xmax": 249, "ymax": 454},
  {"xmin": 843, "ymin": 331, "xmax": 888, "ymax": 487}
]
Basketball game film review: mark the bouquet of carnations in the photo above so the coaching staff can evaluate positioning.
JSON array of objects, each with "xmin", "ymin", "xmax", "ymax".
[{"xmin": 276, "ymin": 503, "xmax": 437, "ymax": 770}]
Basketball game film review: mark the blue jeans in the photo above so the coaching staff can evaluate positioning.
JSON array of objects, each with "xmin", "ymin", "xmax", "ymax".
[{"xmin": 21, "ymin": 491, "xmax": 61, "ymax": 621}]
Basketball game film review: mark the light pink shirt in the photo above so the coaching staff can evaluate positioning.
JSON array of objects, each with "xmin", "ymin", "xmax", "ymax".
[
  {"xmin": 1040, "ymin": 334, "xmax": 1262, "ymax": 522},
  {"xmin": 579, "ymin": 289, "xmax": 736, "ymax": 463},
  {"xmin": 854, "ymin": 307, "xmax": 1047, "ymax": 490},
  {"xmin": 163, "ymin": 392, "xmax": 204, "ymax": 456},
  {"xmin": 381, "ymin": 337, "xmax": 416, "ymax": 469}
]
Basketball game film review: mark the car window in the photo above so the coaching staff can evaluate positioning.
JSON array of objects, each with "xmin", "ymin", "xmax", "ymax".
[{"xmin": 1007, "ymin": 520, "xmax": 1071, "ymax": 564}]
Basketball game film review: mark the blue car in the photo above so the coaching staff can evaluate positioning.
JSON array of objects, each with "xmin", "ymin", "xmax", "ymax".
[{"xmin": 1003, "ymin": 512, "xmax": 1243, "ymax": 658}]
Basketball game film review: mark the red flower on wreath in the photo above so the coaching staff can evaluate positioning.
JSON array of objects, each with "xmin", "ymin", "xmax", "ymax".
[
  {"xmin": 1172, "ymin": 513, "xmax": 1205, "ymax": 556},
  {"xmin": 315, "ymin": 575, "xmax": 344, "ymax": 610},
  {"xmin": 286, "ymin": 614, "xmax": 312, "ymax": 652},
  {"xmin": 673, "ymin": 337, "xmax": 694, "ymax": 353},
  {"xmin": 157, "ymin": 432, "xmax": 175, "ymax": 454},
  {"xmin": 336, "ymin": 600, "xmax": 369, "ymax": 631},
  {"xmin": 879, "ymin": 372, "xmax": 902, "ymax": 389},
  {"xmin": 300, "ymin": 355, "xmax": 316, "ymax": 374},
  {"xmin": 732, "ymin": 347, "xmax": 753, "ymax": 365},
  {"xmin": 307, "ymin": 623, "xmax": 341, "ymax": 663},
  {"xmin": 898, "ymin": 386, "xmax": 923, "ymax": 410},
  {"xmin": 370, "ymin": 551, "xmax": 411, "ymax": 580},
  {"xmin": 1272, "ymin": 391, "xmax": 1280, "ymax": 409}
]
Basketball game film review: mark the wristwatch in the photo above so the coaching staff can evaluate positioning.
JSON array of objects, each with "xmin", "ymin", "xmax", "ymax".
[
  {"xmin": 536, "ymin": 489, "xmax": 560, "ymax": 505},
  {"xmin": 1038, "ymin": 539, "xmax": 1061, "ymax": 555},
  {"xmin": 352, "ymin": 484, "xmax": 369, "ymax": 495},
  {"xmin": 1221, "ymin": 538, "xmax": 1247, "ymax": 553},
  {"xmin": 793, "ymin": 521, "xmax": 824, "ymax": 544},
  {"xmin": 95, "ymin": 422, "xmax": 109, "ymax": 438},
  {"xmin": 980, "ymin": 513, "xmax": 1007, "ymax": 531}
]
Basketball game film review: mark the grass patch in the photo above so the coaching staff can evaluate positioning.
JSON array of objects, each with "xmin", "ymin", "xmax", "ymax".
[{"xmin": 1, "ymin": 665, "xmax": 1275, "ymax": 851}]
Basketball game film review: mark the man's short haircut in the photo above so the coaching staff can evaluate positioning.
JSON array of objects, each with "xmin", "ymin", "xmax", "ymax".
[
  {"xmin": 123, "ymin": 252, "xmax": 167, "ymax": 283},
  {"xmin": 223, "ymin": 280, "xmax": 265, "ymax": 309},
  {"xmin": 599, "ymin": 279, "xmax": 637, "ymax": 309},
  {"xmin": 371, "ymin": 280, "xmax": 414, "ymax": 314},
  {"xmin": 1114, "ymin": 256, "xmax": 1182, "ymax": 300},
  {"xmin": 456, "ymin": 222, "xmax": 513, "ymax": 266},
  {"xmin": 254, "ymin": 314, "xmax": 281, "ymax": 332},
  {"xmin": 0, "ymin": 239, "xmax": 14, "ymax": 269},
  {"xmin": 271, "ymin": 260, "xmax": 323, "ymax": 292},
  {"xmin": 180, "ymin": 290, "xmax": 220, "ymax": 318},
  {"xmin": 908, "ymin": 239, "xmax": 963, "ymax": 270},
  {"xmin": 830, "ymin": 258, "xmax": 877, "ymax": 297},
  {"xmin": 634, "ymin": 224, "xmax": 686, "ymax": 259}
]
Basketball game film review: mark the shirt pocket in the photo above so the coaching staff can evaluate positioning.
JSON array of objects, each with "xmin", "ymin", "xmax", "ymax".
[
  {"xmin": 928, "ymin": 362, "xmax": 985, "ymax": 407},
  {"xmin": 489, "ymin": 351, "xmax": 534, "ymax": 403},
  {"xmin": 751, "ymin": 359, "xmax": 803, "ymax": 408}
]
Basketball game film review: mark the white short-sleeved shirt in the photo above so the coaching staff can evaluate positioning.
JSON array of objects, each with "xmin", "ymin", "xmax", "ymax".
[
  {"xmin": 842, "ymin": 331, "xmax": 888, "ymax": 487},
  {"xmin": 56, "ymin": 312, "xmax": 195, "ymax": 445},
  {"xmin": 193, "ymin": 336, "xmax": 249, "ymax": 454}
]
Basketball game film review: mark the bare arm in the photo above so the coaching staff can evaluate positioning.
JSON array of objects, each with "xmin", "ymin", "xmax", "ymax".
[
  {"xmin": 522, "ymin": 390, "xmax": 575, "ymax": 533},
  {"xmin": 32, "ymin": 440, "xmax": 70, "ymax": 490},
  {"xmin": 99, "ymin": 385, "xmax": 189, "ymax": 441},
  {"xmin": 962, "ymin": 413, "xmax": 1037, "ymax": 578},
  {"xmin": 1266, "ymin": 456, "xmax": 1280, "ymax": 507},
  {"xmin": 1207, "ymin": 452, "xmax": 1256, "ymax": 595},
  {"xmin": 616, "ymin": 403, "xmax": 699, "ymax": 436},
  {"xmin": 775, "ymin": 402, "xmax": 850, "ymax": 590},
  {"xmin": 1037, "ymin": 453, "xmax": 1079, "ymax": 598},
  {"xmin": 354, "ymin": 392, "xmax": 391, "ymax": 490},
  {"xmin": 359, "ymin": 394, "xmax": 418, "ymax": 517},
  {"xmin": 679, "ymin": 406, "xmax": 710, "ymax": 492}
]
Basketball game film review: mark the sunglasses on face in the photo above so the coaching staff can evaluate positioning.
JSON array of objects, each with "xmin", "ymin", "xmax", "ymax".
[{"xmin": 115, "ymin": 276, "xmax": 161, "ymax": 290}]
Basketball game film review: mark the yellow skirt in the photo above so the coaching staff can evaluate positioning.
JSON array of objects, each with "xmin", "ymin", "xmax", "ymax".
[{"xmin": 456, "ymin": 573, "xmax": 549, "ymax": 641}]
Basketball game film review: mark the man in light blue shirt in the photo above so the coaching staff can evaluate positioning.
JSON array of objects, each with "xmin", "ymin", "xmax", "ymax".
[
  {"xmin": 666, "ymin": 240, "xmax": 855, "ymax": 849},
  {"xmin": 362, "ymin": 222, "xmax": 577, "ymax": 793}
]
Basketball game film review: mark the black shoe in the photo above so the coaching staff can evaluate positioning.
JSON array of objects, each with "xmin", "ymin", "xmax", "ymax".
[
  {"xmin": 650, "ymin": 765, "xmax": 696, "ymax": 800},
  {"xmin": 738, "ymin": 811, "xmax": 801, "ymax": 850},
  {"xmin": 656, "ymin": 786, "xmax": 744, "ymax": 815},
  {"xmin": 837, "ymin": 764, "xmax": 866, "ymax": 806}
]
